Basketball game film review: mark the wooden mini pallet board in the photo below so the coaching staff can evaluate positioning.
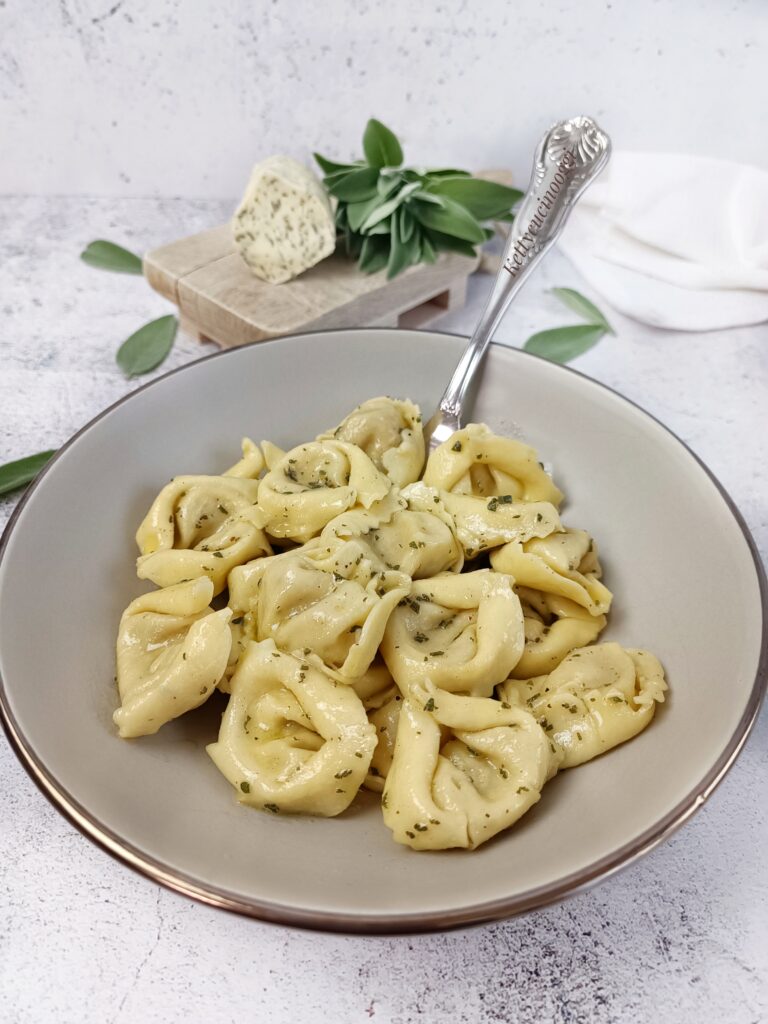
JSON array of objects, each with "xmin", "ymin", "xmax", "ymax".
[{"xmin": 144, "ymin": 224, "xmax": 479, "ymax": 348}]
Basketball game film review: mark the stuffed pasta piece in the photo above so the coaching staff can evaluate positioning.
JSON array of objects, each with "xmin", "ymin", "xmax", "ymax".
[
  {"xmin": 114, "ymin": 578, "xmax": 232, "ymax": 739},
  {"xmin": 438, "ymin": 488, "xmax": 561, "ymax": 560},
  {"xmin": 319, "ymin": 483, "xmax": 463, "ymax": 580},
  {"xmin": 491, "ymin": 527, "xmax": 612, "ymax": 617},
  {"xmin": 207, "ymin": 639, "xmax": 376, "ymax": 816},
  {"xmin": 135, "ymin": 475, "xmax": 270, "ymax": 595},
  {"xmin": 224, "ymin": 437, "xmax": 266, "ymax": 479},
  {"xmin": 380, "ymin": 569, "xmax": 525, "ymax": 697},
  {"xmin": 422, "ymin": 423, "xmax": 563, "ymax": 506},
  {"xmin": 382, "ymin": 684, "xmax": 558, "ymax": 850},
  {"xmin": 499, "ymin": 642, "xmax": 667, "ymax": 768},
  {"xmin": 228, "ymin": 537, "xmax": 410, "ymax": 681},
  {"xmin": 318, "ymin": 396, "xmax": 425, "ymax": 487},
  {"xmin": 510, "ymin": 587, "xmax": 607, "ymax": 679},
  {"xmin": 256, "ymin": 439, "xmax": 397, "ymax": 543}
]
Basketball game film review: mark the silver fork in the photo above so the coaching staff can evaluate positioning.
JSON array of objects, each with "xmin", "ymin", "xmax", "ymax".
[{"xmin": 423, "ymin": 115, "xmax": 611, "ymax": 453}]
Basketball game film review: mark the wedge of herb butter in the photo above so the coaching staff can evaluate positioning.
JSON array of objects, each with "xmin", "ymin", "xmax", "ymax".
[{"xmin": 233, "ymin": 156, "xmax": 336, "ymax": 284}]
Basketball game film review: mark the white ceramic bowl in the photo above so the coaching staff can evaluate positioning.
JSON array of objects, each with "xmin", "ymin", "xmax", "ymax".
[{"xmin": 0, "ymin": 328, "xmax": 765, "ymax": 933}]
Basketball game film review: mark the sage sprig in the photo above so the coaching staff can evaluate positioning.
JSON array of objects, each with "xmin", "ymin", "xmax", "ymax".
[
  {"xmin": 315, "ymin": 119, "xmax": 522, "ymax": 279},
  {"xmin": 523, "ymin": 289, "xmax": 614, "ymax": 364},
  {"xmin": 81, "ymin": 239, "xmax": 180, "ymax": 376},
  {"xmin": 0, "ymin": 450, "xmax": 56, "ymax": 497}
]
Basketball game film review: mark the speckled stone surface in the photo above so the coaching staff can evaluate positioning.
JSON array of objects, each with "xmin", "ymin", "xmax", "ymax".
[{"xmin": 0, "ymin": 197, "xmax": 766, "ymax": 1023}]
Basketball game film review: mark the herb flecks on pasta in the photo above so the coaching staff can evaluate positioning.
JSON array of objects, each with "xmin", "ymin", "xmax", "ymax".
[{"xmin": 114, "ymin": 395, "xmax": 668, "ymax": 852}]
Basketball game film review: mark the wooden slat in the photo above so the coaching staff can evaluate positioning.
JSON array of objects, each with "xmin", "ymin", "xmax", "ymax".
[{"xmin": 144, "ymin": 222, "xmax": 478, "ymax": 348}]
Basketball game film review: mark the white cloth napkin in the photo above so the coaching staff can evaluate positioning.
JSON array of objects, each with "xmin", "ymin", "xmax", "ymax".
[{"xmin": 557, "ymin": 152, "xmax": 768, "ymax": 331}]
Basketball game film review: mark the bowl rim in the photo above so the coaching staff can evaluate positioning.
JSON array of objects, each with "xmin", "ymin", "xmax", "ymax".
[{"xmin": 1, "ymin": 326, "xmax": 766, "ymax": 935}]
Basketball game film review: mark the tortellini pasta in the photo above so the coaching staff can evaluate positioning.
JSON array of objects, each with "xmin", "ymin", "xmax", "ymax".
[
  {"xmin": 499, "ymin": 643, "xmax": 667, "ymax": 768},
  {"xmin": 438, "ymin": 488, "xmax": 561, "ymax": 559},
  {"xmin": 380, "ymin": 570, "xmax": 525, "ymax": 697},
  {"xmin": 135, "ymin": 475, "xmax": 271, "ymax": 595},
  {"xmin": 511, "ymin": 587, "xmax": 607, "ymax": 678},
  {"xmin": 319, "ymin": 482, "xmax": 463, "ymax": 579},
  {"xmin": 382, "ymin": 684, "xmax": 557, "ymax": 850},
  {"xmin": 229, "ymin": 538, "xmax": 410, "ymax": 681},
  {"xmin": 114, "ymin": 577, "xmax": 232, "ymax": 738},
  {"xmin": 207, "ymin": 640, "xmax": 376, "ymax": 816},
  {"xmin": 224, "ymin": 437, "xmax": 266, "ymax": 479},
  {"xmin": 422, "ymin": 423, "xmax": 563, "ymax": 506},
  {"xmin": 115, "ymin": 397, "xmax": 668, "ymax": 852},
  {"xmin": 318, "ymin": 396, "xmax": 425, "ymax": 487},
  {"xmin": 256, "ymin": 439, "xmax": 394, "ymax": 543},
  {"xmin": 490, "ymin": 528, "xmax": 612, "ymax": 616}
]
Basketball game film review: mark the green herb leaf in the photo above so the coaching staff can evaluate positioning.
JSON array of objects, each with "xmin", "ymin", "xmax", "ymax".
[
  {"xmin": 411, "ymin": 195, "xmax": 487, "ymax": 243},
  {"xmin": 423, "ymin": 228, "xmax": 478, "ymax": 259},
  {"xmin": 550, "ymin": 288, "xmax": 614, "ymax": 334},
  {"xmin": 362, "ymin": 118, "xmax": 404, "ymax": 169},
  {"xmin": 399, "ymin": 205, "xmax": 415, "ymax": 243},
  {"xmin": 523, "ymin": 324, "xmax": 606, "ymax": 364},
  {"xmin": 116, "ymin": 315, "xmax": 179, "ymax": 377},
  {"xmin": 425, "ymin": 177, "xmax": 523, "ymax": 220},
  {"xmin": 346, "ymin": 194, "xmax": 383, "ymax": 232},
  {"xmin": 421, "ymin": 234, "xmax": 437, "ymax": 264},
  {"xmin": 325, "ymin": 166, "xmax": 380, "ymax": 202},
  {"xmin": 359, "ymin": 235, "xmax": 389, "ymax": 274},
  {"xmin": 360, "ymin": 181, "xmax": 421, "ymax": 232},
  {"xmin": 386, "ymin": 212, "xmax": 420, "ymax": 280},
  {"xmin": 80, "ymin": 240, "xmax": 142, "ymax": 274},
  {"xmin": 313, "ymin": 152, "xmax": 358, "ymax": 175},
  {"xmin": 423, "ymin": 168, "xmax": 471, "ymax": 178},
  {"xmin": 377, "ymin": 171, "xmax": 404, "ymax": 199},
  {"xmin": 0, "ymin": 450, "xmax": 56, "ymax": 496}
]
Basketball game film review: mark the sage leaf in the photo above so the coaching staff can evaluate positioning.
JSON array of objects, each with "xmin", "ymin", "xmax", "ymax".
[
  {"xmin": 411, "ymin": 196, "xmax": 486, "ymax": 243},
  {"xmin": 377, "ymin": 171, "xmax": 404, "ymax": 199},
  {"xmin": 116, "ymin": 315, "xmax": 178, "ymax": 377},
  {"xmin": 423, "ymin": 229, "xmax": 478, "ymax": 259},
  {"xmin": 80, "ymin": 240, "xmax": 142, "ymax": 274},
  {"xmin": 359, "ymin": 235, "xmax": 389, "ymax": 274},
  {"xmin": 399, "ymin": 205, "xmax": 415, "ymax": 243},
  {"xmin": 362, "ymin": 118, "xmax": 403, "ymax": 168},
  {"xmin": 0, "ymin": 450, "xmax": 56, "ymax": 496},
  {"xmin": 326, "ymin": 166, "xmax": 379, "ymax": 202},
  {"xmin": 386, "ymin": 212, "xmax": 421, "ymax": 279},
  {"xmin": 421, "ymin": 234, "xmax": 437, "ymax": 264},
  {"xmin": 425, "ymin": 177, "xmax": 523, "ymax": 220},
  {"xmin": 523, "ymin": 324, "xmax": 606, "ymax": 364},
  {"xmin": 423, "ymin": 168, "xmax": 471, "ymax": 178},
  {"xmin": 360, "ymin": 181, "xmax": 420, "ymax": 232},
  {"xmin": 313, "ymin": 153, "xmax": 358, "ymax": 175},
  {"xmin": 551, "ymin": 288, "xmax": 614, "ymax": 334},
  {"xmin": 346, "ymin": 194, "xmax": 383, "ymax": 232}
]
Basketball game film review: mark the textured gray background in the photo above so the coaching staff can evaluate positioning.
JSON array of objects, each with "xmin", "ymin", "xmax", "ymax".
[
  {"xmin": 1, "ymin": 0, "xmax": 766, "ymax": 196},
  {"xmin": 1, "ymin": 0, "xmax": 767, "ymax": 1020}
]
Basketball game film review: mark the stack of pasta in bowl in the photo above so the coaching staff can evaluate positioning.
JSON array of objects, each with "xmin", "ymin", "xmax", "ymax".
[{"xmin": 113, "ymin": 397, "xmax": 667, "ymax": 852}]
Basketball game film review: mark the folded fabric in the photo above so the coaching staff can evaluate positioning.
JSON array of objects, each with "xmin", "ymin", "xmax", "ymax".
[{"xmin": 557, "ymin": 152, "xmax": 768, "ymax": 331}]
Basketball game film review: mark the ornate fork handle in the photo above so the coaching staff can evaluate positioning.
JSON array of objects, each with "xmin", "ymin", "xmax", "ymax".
[{"xmin": 425, "ymin": 116, "xmax": 611, "ymax": 448}]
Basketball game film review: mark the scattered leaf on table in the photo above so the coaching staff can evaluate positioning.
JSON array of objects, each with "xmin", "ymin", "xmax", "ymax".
[
  {"xmin": 80, "ymin": 240, "xmax": 143, "ymax": 274},
  {"xmin": 523, "ymin": 324, "xmax": 606, "ymax": 364},
  {"xmin": 550, "ymin": 288, "xmax": 614, "ymax": 334},
  {"xmin": 362, "ymin": 118, "xmax": 404, "ymax": 169},
  {"xmin": 0, "ymin": 450, "xmax": 56, "ymax": 497},
  {"xmin": 116, "ymin": 315, "xmax": 179, "ymax": 378}
]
